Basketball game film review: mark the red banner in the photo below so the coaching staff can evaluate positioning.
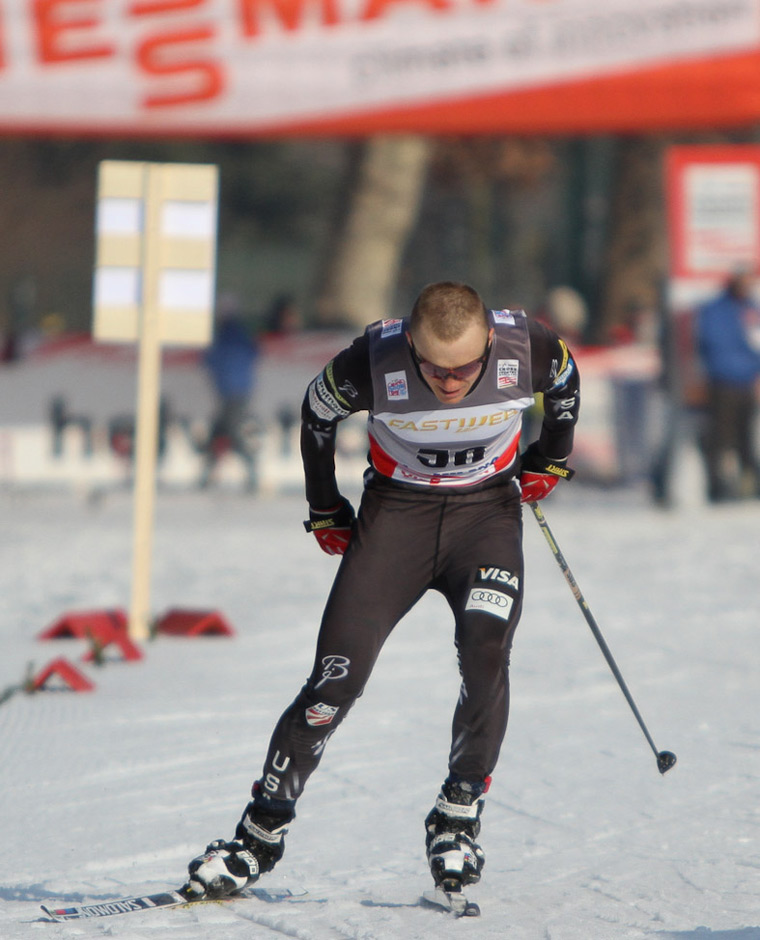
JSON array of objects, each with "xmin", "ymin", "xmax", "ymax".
[{"xmin": 0, "ymin": 0, "xmax": 759, "ymax": 136}]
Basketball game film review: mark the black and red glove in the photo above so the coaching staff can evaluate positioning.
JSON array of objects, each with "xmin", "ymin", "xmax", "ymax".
[
  {"xmin": 303, "ymin": 497, "xmax": 356, "ymax": 555},
  {"xmin": 519, "ymin": 442, "xmax": 575, "ymax": 503}
]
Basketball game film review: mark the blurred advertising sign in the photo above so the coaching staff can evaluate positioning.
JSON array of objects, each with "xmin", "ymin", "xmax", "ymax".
[
  {"xmin": 667, "ymin": 145, "xmax": 760, "ymax": 309},
  {"xmin": 0, "ymin": 1, "xmax": 760, "ymax": 136},
  {"xmin": 93, "ymin": 160, "xmax": 218, "ymax": 346}
]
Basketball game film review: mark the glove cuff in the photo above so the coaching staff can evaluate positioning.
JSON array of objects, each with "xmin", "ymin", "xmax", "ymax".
[
  {"xmin": 521, "ymin": 443, "xmax": 575, "ymax": 481},
  {"xmin": 303, "ymin": 498, "xmax": 355, "ymax": 533},
  {"xmin": 304, "ymin": 514, "xmax": 339, "ymax": 533},
  {"xmin": 541, "ymin": 460, "xmax": 574, "ymax": 481}
]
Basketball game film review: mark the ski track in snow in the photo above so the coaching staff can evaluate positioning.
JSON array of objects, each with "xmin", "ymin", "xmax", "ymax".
[{"xmin": 0, "ymin": 486, "xmax": 759, "ymax": 939}]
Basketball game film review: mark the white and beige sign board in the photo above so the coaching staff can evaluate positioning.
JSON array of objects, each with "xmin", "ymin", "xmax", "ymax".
[{"xmin": 93, "ymin": 160, "xmax": 218, "ymax": 347}]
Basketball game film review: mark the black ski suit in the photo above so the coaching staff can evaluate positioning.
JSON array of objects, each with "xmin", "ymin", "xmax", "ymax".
[{"xmin": 257, "ymin": 311, "xmax": 580, "ymax": 802}]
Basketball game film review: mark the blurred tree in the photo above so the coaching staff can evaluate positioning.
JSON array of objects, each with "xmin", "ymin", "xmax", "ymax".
[
  {"xmin": 314, "ymin": 135, "xmax": 433, "ymax": 327},
  {"xmin": 0, "ymin": 138, "xmax": 350, "ymax": 335},
  {"xmin": 598, "ymin": 136, "xmax": 670, "ymax": 339},
  {"xmin": 0, "ymin": 139, "xmax": 100, "ymax": 340},
  {"xmin": 5, "ymin": 128, "xmax": 760, "ymax": 343},
  {"xmin": 598, "ymin": 128, "xmax": 760, "ymax": 340},
  {"xmin": 398, "ymin": 137, "xmax": 569, "ymax": 316}
]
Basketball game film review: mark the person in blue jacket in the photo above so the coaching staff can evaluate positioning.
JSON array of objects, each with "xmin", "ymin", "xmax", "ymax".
[
  {"xmin": 696, "ymin": 269, "xmax": 760, "ymax": 501},
  {"xmin": 201, "ymin": 296, "xmax": 260, "ymax": 490}
]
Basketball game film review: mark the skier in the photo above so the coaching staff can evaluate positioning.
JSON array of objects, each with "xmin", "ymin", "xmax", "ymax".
[{"xmin": 184, "ymin": 281, "xmax": 581, "ymax": 905}]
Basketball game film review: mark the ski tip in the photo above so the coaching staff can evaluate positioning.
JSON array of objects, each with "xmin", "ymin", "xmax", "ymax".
[
  {"xmin": 249, "ymin": 885, "xmax": 309, "ymax": 902},
  {"xmin": 279, "ymin": 886, "xmax": 309, "ymax": 899},
  {"xmin": 41, "ymin": 902, "xmax": 89, "ymax": 922}
]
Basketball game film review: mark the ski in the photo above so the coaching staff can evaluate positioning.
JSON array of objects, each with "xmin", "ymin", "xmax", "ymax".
[
  {"xmin": 41, "ymin": 885, "xmax": 307, "ymax": 921},
  {"xmin": 42, "ymin": 890, "xmax": 187, "ymax": 921},
  {"xmin": 421, "ymin": 886, "xmax": 481, "ymax": 918},
  {"xmin": 43, "ymin": 883, "xmax": 479, "ymax": 922}
]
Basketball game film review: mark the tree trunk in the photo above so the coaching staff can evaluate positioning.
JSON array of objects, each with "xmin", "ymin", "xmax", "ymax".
[
  {"xmin": 598, "ymin": 136, "xmax": 671, "ymax": 339},
  {"xmin": 315, "ymin": 136, "xmax": 433, "ymax": 328}
]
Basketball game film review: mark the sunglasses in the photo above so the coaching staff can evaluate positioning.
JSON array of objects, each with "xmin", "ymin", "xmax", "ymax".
[{"xmin": 411, "ymin": 341, "xmax": 490, "ymax": 382}]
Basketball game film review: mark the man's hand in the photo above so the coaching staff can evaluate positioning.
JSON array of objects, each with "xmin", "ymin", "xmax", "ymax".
[
  {"xmin": 303, "ymin": 497, "xmax": 356, "ymax": 555},
  {"xmin": 519, "ymin": 442, "xmax": 574, "ymax": 503}
]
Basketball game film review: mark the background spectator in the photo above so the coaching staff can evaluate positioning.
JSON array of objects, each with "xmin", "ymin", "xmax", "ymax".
[
  {"xmin": 695, "ymin": 268, "xmax": 760, "ymax": 502},
  {"xmin": 201, "ymin": 295, "xmax": 260, "ymax": 491}
]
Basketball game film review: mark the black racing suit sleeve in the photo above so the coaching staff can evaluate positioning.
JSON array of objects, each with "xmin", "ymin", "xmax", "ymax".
[
  {"xmin": 528, "ymin": 318, "xmax": 581, "ymax": 462},
  {"xmin": 301, "ymin": 332, "xmax": 373, "ymax": 510}
]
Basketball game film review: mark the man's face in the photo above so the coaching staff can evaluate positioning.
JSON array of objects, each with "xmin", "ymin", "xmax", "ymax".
[{"xmin": 408, "ymin": 320, "xmax": 492, "ymax": 404}]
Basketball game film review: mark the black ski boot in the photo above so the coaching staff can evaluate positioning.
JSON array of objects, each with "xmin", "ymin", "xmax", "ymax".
[
  {"xmin": 425, "ymin": 777, "xmax": 486, "ymax": 892},
  {"xmin": 185, "ymin": 794, "xmax": 295, "ymax": 899}
]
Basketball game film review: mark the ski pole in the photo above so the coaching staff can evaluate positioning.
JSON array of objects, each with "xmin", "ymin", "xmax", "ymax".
[{"xmin": 529, "ymin": 501, "xmax": 677, "ymax": 776}]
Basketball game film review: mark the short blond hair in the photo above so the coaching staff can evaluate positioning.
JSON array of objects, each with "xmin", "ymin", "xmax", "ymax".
[{"xmin": 410, "ymin": 282, "xmax": 488, "ymax": 341}]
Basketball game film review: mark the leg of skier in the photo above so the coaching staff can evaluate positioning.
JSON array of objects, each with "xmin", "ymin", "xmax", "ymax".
[
  {"xmin": 185, "ymin": 484, "xmax": 440, "ymax": 899},
  {"xmin": 424, "ymin": 484, "xmax": 524, "ymax": 894}
]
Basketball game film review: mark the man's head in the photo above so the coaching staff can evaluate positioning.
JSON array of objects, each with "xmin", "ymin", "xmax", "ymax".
[
  {"xmin": 726, "ymin": 267, "xmax": 755, "ymax": 301},
  {"xmin": 408, "ymin": 282, "xmax": 492, "ymax": 404}
]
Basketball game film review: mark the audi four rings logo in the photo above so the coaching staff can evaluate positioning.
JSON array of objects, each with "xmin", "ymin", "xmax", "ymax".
[
  {"xmin": 465, "ymin": 588, "xmax": 514, "ymax": 622},
  {"xmin": 471, "ymin": 590, "xmax": 509, "ymax": 606},
  {"xmin": 315, "ymin": 655, "xmax": 351, "ymax": 689}
]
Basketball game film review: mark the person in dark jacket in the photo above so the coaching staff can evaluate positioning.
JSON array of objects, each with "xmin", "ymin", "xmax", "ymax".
[
  {"xmin": 183, "ymin": 282, "xmax": 580, "ymax": 909},
  {"xmin": 201, "ymin": 298, "xmax": 259, "ymax": 490},
  {"xmin": 696, "ymin": 269, "xmax": 760, "ymax": 501}
]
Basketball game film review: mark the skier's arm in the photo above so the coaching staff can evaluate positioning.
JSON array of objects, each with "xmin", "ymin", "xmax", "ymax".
[
  {"xmin": 301, "ymin": 333, "xmax": 372, "ymax": 510},
  {"xmin": 528, "ymin": 318, "xmax": 581, "ymax": 462},
  {"xmin": 518, "ymin": 319, "xmax": 580, "ymax": 503}
]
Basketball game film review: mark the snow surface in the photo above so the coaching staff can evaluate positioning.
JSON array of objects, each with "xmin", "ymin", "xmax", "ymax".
[{"xmin": 1, "ymin": 484, "xmax": 759, "ymax": 939}]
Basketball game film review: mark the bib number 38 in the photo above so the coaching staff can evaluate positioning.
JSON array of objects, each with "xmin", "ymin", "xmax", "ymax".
[{"xmin": 417, "ymin": 446, "xmax": 486, "ymax": 468}]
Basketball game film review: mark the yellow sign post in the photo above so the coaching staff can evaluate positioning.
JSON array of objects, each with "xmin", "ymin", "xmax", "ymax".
[{"xmin": 93, "ymin": 161, "xmax": 219, "ymax": 639}]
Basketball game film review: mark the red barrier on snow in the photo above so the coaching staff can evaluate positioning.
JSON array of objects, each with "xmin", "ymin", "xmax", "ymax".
[
  {"xmin": 38, "ymin": 609, "xmax": 128, "ymax": 641},
  {"xmin": 30, "ymin": 658, "xmax": 95, "ymax": 692},
  {"xmin": 39, "ymin": 608, "xmax": 142, "ymax": 662},
  {"xmin": 154, "ymin": 608, "xmax": 235, "ymax": 637}
]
